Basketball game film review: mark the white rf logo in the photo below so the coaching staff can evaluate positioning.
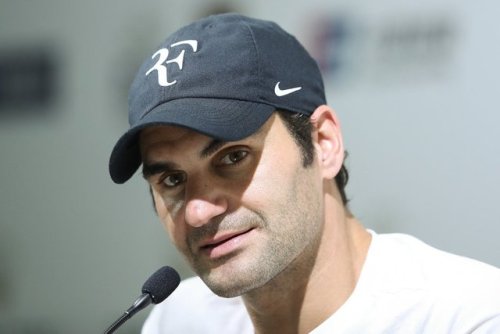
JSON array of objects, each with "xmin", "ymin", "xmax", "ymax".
[{"xmin": 145, "ymin": 40, "xmax": 198, "ymax": 87}]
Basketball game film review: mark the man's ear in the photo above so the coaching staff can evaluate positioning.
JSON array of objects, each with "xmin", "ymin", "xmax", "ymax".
[{"xmin": 310, "ymin": 105, "xmax": 345, "ymax": 179}]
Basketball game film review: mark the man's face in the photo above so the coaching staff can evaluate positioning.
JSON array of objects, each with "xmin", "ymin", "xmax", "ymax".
[{"xmin": 139, "ymin": 114, "xmax": 325, "ymax": 297}]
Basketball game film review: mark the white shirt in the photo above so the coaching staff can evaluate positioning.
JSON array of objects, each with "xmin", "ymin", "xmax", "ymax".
[{"xmin": 142, "ymin": 232, "xmax": 500, "ymax": 333}]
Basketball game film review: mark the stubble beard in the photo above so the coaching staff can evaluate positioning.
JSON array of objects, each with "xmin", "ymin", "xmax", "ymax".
[{"xmin": 186, "ymin": 171, "xmax": 323, "ymax": 298}]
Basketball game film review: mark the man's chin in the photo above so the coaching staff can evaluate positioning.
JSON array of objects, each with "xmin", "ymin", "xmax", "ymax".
[
  {"xmin": 203, "ymin": 277, "xmax": 257, "ymax": 298},
  {"xmin": 197, "ymin": 265, "xmax": 266, "ymax": 298}
]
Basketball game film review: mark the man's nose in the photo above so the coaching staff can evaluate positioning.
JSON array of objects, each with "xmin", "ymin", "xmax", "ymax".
[{"xmin": 184, "ymin": 182, "xmax": 228, "ymax": 228}]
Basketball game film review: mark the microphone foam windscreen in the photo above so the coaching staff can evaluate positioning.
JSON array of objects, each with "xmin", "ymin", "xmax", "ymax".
[{"xmin": 141, "ymin": 266, "xmax": 181, "ymax": 304}]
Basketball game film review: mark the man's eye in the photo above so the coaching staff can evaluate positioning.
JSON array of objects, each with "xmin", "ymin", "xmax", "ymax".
[
  {"xmin": 162, "ymin": 172, "xmax": 186, "ymax": 187},
  {"xmin": 220, "ymin": 150, "xmax": 248, "ymax": 165}
]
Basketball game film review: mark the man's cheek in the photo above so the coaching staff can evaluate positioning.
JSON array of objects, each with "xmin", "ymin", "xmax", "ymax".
[{"xmin": 164, "ymin": 219, "xmax": 187, "ymax": 251}]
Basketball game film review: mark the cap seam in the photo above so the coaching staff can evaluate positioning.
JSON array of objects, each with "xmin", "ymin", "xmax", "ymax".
[{"xmin": 240, "ymin": 18, "xmax": 262, "ymax": 95}]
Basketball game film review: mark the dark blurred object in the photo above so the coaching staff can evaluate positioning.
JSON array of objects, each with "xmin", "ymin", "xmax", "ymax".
[
  {"xmin": 310, "ymin": 12, "xmax": 456, "ymax": 86},
  {"xmin": 0, "ymin": 47, "xmax": 57, "ymax": 113}
]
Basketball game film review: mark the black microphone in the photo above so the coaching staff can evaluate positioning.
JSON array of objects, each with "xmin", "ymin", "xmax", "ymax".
[{"xmin": 104, "ymin": 266, "xmax": 180, "ymax": 334}]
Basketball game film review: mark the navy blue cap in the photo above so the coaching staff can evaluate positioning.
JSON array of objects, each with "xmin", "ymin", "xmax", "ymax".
[{"xmin": 109, "ymin": 13, "xmax": 326, "ymax": 183}]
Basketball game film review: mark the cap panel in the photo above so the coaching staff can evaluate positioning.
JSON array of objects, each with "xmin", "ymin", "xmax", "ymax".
[
  {"xmin": 129, "ymin": 15, "xmax": 263, "ymax": 126},
  {"xmin": 249, "ymin": 20, "xmax": 326, "ymax": 115}
]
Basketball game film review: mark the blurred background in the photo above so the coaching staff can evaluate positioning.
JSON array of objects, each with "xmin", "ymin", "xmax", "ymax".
[{"xmin": 1, "ymin": 0, "xmax": 499, "ymax": 333}]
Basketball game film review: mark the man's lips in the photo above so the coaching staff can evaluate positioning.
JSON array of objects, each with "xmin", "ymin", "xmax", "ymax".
[
  {"xmin": 199, "ymin": 228, "xmax": 254, "ymax": 249},
  {"xmin": 198, "ymin": 228, "xmax": 254, "ymax": 258}
]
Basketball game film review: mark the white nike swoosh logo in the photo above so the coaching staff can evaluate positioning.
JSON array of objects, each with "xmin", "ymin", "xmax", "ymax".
[{"xmin": 274, "ymin": 82, "xmax": 302, "ymax": 97}]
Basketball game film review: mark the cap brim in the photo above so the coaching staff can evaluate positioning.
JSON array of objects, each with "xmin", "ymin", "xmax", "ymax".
[{"xmin": 109, "ymin": 98, "xmax": 275, "ymax": 184}]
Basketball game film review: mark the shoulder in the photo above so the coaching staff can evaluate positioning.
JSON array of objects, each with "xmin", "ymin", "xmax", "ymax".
[
  {"xmin": 317, "ymin": 232, "xmax": 500, "ymax": 333},
  {"xmin": 376, "ymin": 232, "xmax": 500, "ymax": 286},
  {"xmin": 142, "ymin": 276, "xmax": 252, "ymax": 334},
  {"xmin": 370, "ymin": 232, "xmax": 500, "ymax": 329},
  {"xmin": 372, "ymin": 232, "xmax": 500, "ymax": 293}
]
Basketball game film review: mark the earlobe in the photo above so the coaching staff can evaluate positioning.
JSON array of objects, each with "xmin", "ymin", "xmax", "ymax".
[{"xmin": 310, "ymin": 105, "xmax": 345, "ymax": 179}]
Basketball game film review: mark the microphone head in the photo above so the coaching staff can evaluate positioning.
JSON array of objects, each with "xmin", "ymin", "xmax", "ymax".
[{"xmin": 141, "ymin": 266, "xmax": 180, "ymax": 304}]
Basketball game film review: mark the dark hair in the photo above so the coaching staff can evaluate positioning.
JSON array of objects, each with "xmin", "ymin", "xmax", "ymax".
[{"xmin": 277, "ymin": 110, "xmax": 350, "ymax": 206}]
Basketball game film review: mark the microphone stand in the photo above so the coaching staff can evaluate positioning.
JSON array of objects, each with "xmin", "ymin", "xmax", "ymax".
[{"xmin": 104, "ymin": 293, "xmax": 152, "ymax": 334}]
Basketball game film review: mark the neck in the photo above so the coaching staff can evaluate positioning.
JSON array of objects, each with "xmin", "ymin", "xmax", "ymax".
[{"xmin": 242, "ymin": 196, "xmax": 371, "ymax": 334}]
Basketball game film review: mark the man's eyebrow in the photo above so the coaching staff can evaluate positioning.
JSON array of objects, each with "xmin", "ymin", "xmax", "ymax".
[
  {"xmin": 142, "ymin": 139, "xmax": 228, "ymax": 179},
  {"xmin": 142, "ymin": 162, "xmax": 176, "ymax": 179},
  {"xmin": 199, "ymin": 139, "xmax": 227, "ymax": 159}
]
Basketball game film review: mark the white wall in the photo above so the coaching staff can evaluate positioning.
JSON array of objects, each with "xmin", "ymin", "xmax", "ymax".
[{"xmin": 0, "ymin": 0, "xmax": 498, "ymax": 333}]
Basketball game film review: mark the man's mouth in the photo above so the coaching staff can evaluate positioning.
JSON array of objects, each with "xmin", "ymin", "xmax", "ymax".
[{"xmin": 198, "ymin": 228, "xmax": 254, "ymax": 258}]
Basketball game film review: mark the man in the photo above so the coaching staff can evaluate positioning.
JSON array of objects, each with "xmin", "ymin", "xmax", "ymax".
[{"xmin": 109, "ymin": 13, "xmax": 500, "ymax": 333}]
